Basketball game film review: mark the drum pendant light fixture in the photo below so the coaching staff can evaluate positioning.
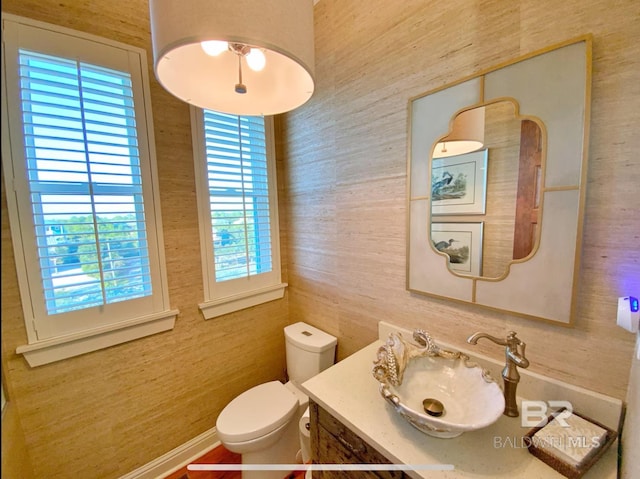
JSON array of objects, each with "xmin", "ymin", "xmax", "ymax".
[
  {"xmin": 149, "ymin": 0, "xmax": 315, "ymax": 116},
  {"xmin": 433, "ymin": 107, "xmax": 485, "ymax": 158}
]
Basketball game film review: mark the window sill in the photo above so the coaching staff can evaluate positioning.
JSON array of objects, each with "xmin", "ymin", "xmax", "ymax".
[
  {"xmin": 16, "ymin": 309, "xmax": 179, "ymax": 367},
  {"xmin": 199, "ymin": 283, "xmax": 287, "ymax": 319}
]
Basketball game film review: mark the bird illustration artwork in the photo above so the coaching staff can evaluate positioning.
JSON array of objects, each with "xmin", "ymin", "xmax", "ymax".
[
  {"xmin": 432, "ymin": 237, "xmax": 469, "ymax": 265},
  {"xmin": 431, "ymin": 171, "xmax": 454, "ymax": 199},
  {"xmin": 433, "ymin": 238, "xmax": 457, "ymax": 251}
]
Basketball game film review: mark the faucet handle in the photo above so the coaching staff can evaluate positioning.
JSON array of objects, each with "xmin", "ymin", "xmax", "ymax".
[
  {"xmin": 506, "ymin": 331, "xmax": 526, "ymax": 351},
  {"xmin": 506, "ymin": 330, "xmax": 523, "ymax": 342},
  {"xmin": 506, "ymin": 331, "xmax": 529, "ymax": 368}
]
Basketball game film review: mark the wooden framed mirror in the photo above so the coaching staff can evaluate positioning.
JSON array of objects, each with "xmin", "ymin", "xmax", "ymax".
[{"xmin": 407, "ymin": 36, "xmax": 592, "ymax": 325}]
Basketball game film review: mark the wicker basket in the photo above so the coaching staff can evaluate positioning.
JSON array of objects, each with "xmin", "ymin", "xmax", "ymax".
[{"xmin": 524, "ymin": 408, "xmax": 617, "ymax": 479}]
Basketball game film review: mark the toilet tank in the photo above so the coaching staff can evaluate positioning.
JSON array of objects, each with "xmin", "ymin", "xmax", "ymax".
[{"xmin": 285, "ymin": 322, "xmax": 337, "ymax": 384}]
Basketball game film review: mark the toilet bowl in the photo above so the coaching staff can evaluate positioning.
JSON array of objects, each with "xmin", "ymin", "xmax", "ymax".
[
  {"xmin": 217, "ymin": 381, "xmax": 307, "ymax": 479},
  {"xmin": 216, "ymin": 322, "xmax": 337, "ymax": 479},
  {"xmin": 217, "ymin": 380, "xmax": 305, "ymax": 451}
]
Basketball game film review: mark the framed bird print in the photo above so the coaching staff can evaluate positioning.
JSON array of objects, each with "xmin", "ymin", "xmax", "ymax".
[
  {"xmin": 431, "ymin": 222, "xmax": 484, "ymax": 276},
  {"xmin": 431, "ymin": 149, "xmax": 487, "ymax": 215}
]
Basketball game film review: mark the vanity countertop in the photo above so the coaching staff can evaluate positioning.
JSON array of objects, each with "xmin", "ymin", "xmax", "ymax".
[{"xmin": 300, "ymin": 324, "xmax": 621, "ymax": 479}]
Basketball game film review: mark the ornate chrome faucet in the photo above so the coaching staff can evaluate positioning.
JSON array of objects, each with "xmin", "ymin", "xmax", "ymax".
[{"xmin": 467, "ymin": 331, "xmax": 529, "ymax": 417}]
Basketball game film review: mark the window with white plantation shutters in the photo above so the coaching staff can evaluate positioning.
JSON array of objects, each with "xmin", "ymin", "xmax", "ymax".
[
  {"xmin": 205, "ymin": 112, "xmax": 273, "ymax": 281},
  {"xmin": 2, "ymin": 15, "xmax": 177, "ymax": 366},
  {"xmin": 192, "ymin": 109, "xmax": 286, "ymax": 319},
  {"xmin": 20, "ymin": 50, "xmax": 152, "ymax": 315}
]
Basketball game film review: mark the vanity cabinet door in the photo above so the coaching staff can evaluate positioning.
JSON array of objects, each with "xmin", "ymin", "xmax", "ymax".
[{"xmin": 310, "ymin": 401, "xmax": 405, "ymax": 479}]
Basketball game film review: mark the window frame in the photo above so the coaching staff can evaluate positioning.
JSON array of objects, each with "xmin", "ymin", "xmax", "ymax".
[
  {"xmin": 190, "ymin": 107, "xmax": 286, "ymax": 319},
  {"xmin": 1, "ymin": 14, "xmax": 178, "ymax": 366}
]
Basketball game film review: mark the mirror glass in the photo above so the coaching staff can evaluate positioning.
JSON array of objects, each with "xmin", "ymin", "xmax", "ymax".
[{"xmin": 429, "ymin": 101, "xmax": 544, "ymax": 279}]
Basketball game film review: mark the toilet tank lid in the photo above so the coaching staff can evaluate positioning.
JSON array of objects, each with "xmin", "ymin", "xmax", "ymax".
[{"xmin": 285, "ymin": 322, "xmax": 337, "ymax": 353}]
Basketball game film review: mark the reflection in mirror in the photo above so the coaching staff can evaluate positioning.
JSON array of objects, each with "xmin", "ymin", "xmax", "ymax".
[
  {"xmin": 429, "ymin": 100, "xmax": 544, "ymax": 279},
  {"xmin": 432, "ymin": 107, "xmax": 485, "ymax": 159}
]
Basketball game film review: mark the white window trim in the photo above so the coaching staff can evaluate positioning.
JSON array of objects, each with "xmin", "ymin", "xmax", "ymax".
[
  {"xmin": 14, "ymin": 311, "xmax": 177, "ymax": 367},
  {"xmin": 197, "ymin": 283, "xmax": 287, "ymax": 319},
  {"xmin": 1, "ymin": 14, "xmax": 178, "ymax": 366},
  {"xmin": 190, "ymin": 108, "xmax": 286, "ymax": 319}
]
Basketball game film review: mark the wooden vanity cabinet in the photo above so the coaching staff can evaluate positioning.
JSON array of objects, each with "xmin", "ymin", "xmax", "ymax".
[{"xmin": 309, "ymin": 400, "xmax": 406, "ymax": 479}]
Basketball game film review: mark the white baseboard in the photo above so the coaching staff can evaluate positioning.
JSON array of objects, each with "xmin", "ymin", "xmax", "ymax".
[{"xmin": 120, "ymin": 427, "xmax": 219, "ymax": 479}]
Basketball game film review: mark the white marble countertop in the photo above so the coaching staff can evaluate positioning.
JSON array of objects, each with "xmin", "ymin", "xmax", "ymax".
[{"xmin": 300, "ymin": 322, "xmax": 621, "ymax": 479}]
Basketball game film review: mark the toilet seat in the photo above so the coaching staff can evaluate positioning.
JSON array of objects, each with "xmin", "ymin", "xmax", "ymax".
[{"xmin": 216, "ymin": 381, "xmax": 298, "ymax": 443}]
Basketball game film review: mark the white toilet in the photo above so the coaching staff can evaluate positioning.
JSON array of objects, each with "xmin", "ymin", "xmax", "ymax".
[{"xmin": 216, "ymin": 322, "xmax": 337, "ymax": 479}]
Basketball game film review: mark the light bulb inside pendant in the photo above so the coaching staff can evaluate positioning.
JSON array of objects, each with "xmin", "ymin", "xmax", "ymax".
[
  {"xmin": 245, "ymin": 48, "xmax": 266, "ymax": 71},
  {"xmin": 201, "ymin": 41, "xmax": 265, "ymax": 72},
  {"xmin": 201, "ymin": 40, "xmax": 228, "ymax": 56}
]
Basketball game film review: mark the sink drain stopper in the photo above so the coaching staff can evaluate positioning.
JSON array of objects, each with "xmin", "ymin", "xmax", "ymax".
[{"xmin": 423, "ymin": 398, "xmax": 445, "ymax": 417}]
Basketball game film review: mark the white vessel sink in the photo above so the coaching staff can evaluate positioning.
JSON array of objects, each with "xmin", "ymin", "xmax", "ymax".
[{"xmin": 373, "ymin": 330, "xmax": 504, "ymax": 438}]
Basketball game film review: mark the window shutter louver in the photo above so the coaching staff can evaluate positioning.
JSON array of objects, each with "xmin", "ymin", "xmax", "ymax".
[{"xmin": 19, "ymin": 49, "xmax": 152, "ymax": 315}]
